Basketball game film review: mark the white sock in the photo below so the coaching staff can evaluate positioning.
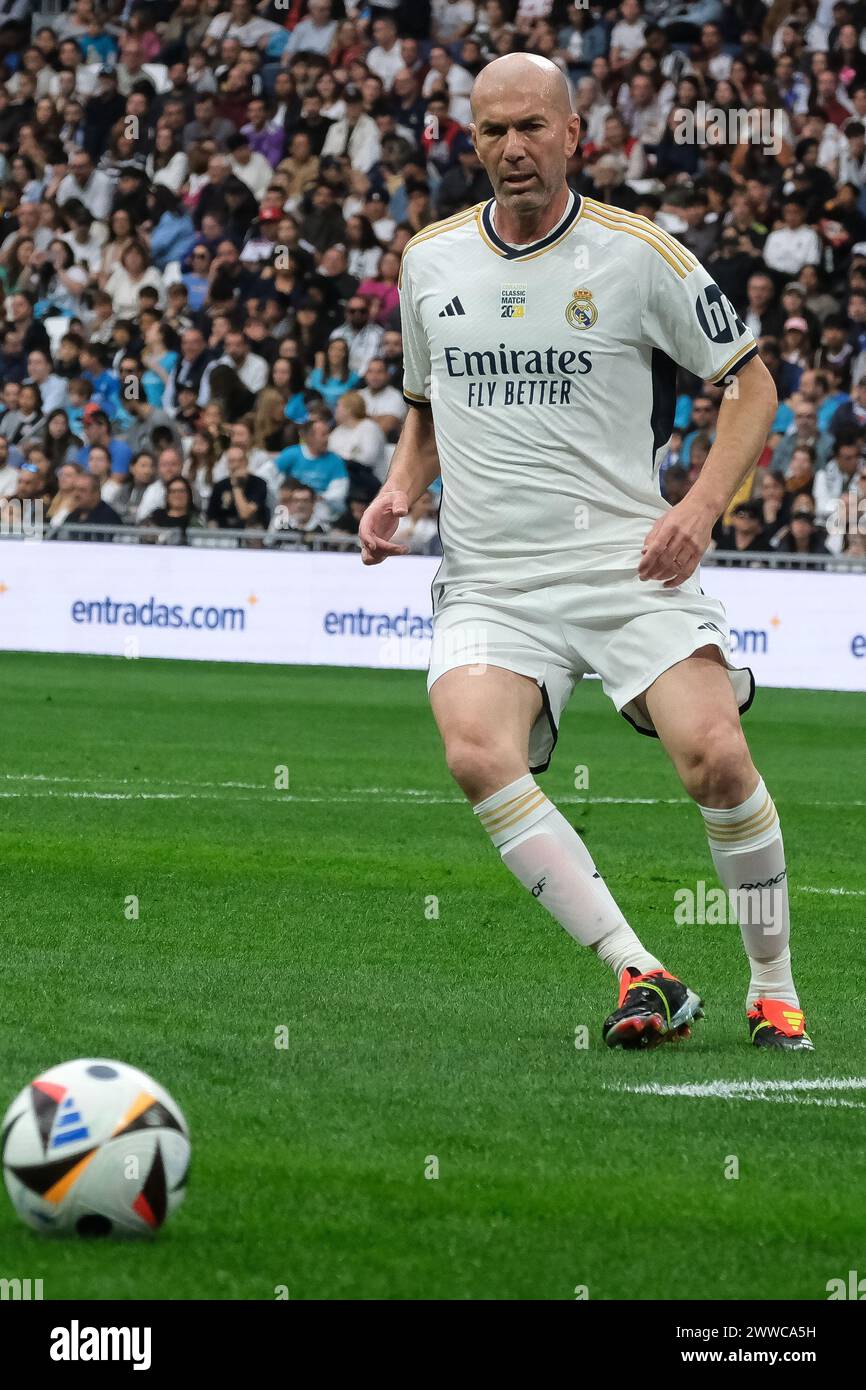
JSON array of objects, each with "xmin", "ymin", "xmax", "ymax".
[
  {"xmin": 699, "ymin": 777, "xmax": 798, "ymax": 1009},
  {"xmin": 474, "ymin": 775, "xmax": 662, "ymax": 978}
]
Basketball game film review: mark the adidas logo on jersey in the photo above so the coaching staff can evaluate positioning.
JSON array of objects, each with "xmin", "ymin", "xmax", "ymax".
[{"xmin": 438, "ymin": 296, "xmax": 466, "ymax": 317}]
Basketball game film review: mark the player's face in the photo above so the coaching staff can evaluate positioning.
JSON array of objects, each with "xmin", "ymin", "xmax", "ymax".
[{"xmin": 471, "ymin": 90, "xmax": 579, "ymax": 214}]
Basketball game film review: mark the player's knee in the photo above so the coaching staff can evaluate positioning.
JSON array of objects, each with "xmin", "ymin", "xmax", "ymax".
[
  {"xmin": 679, "ymin": 722, "xmax": 752, "ymax": 805},
  {"xmin": 444, "ymin": 730, "xmax": 521, "ymax": 802}
]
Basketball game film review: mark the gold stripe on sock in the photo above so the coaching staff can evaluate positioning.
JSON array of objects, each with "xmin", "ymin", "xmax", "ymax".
[
  {"xmin": 705, "ymin": 809, "xmax": 778, "ymax": 845},
  {"xmin": 483, "ymin": 790, "xmax": 548, "ymax": 835},
  {"xmin": 703, "ymin": 793, "xmax": 772, "ymax": 833},
  {"xmin": 478, "ymin": 786, "xmax": 541, "ymax": 828},
  {"xmin": 705, "ymin": 799, "xmax": 778, "ymax": 844}
]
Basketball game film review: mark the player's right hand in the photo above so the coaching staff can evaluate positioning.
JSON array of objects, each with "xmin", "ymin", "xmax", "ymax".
[{"xmin": 359, "ymin": 490, "xmax": 410, "ymax": 565}]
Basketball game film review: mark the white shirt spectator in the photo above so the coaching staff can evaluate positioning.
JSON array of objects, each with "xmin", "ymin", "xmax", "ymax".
[
  {"xmin": 813, "ymin": 458, "xmax": 861, "ymax": 525},
  {"xmin": 347, "ymin": 246, "xmax": 382, "ymax": 279},
  {"xmin": 56, "ymin": 168, "xmax": 114, "ymax": 221},
  {"xmin": 838, "ymin": 141, "xmax": 866, "ymax": 188},
  {"xmin": 201, "ymin": 351, "xmax": 270, "ymax": 402},
  {"xmin": 146, "ymin": 151, "xmax": 189, "ymax": 194},
  {"xmin": 136, "ymin": 478, "xmax": 167, "ymax": 522},
  {"xmin": 284, "ymin": 13, "xmax": 337, "ymax": 58},
  {"xmin": 432, "ymin": 0, "xmax": 477, "ymax": 42},
  {"xmin": 360, "ymin": 383, "xmax": 406, "ymax": 427},
  {"xmin": 367, "ymin": 40, "xmax": 405, "ymax": 92},
  {"xmin": 762, "ymin": 224, "xmax": 822, "ymax": 276},
  {"xmin": 329, "ymin": 417, "xmax": 388, "ymax": 481},
  {"xmin": 321, "ymin": 114, "xmax": 382, "ymax": 174},
  {"xmin": 105, "ymin": 265, "xmax": 165, "ymax": 319},
  {"xmin": 329, "ymin": 321, "xmax": 384, "ymax": 377},
  {"xmin": 206, "ymin": 14, "xmax": 280, "ymax": 48},
  {"xmin": 517, "ymin": 0, "xmax": 553, "ymax": 19},
  {"xmin": 61, "ymin": 226, "xmax": 107, "ymax": 274},
  {"xmin": 229, "ymin": 151, "xmax": 274, "ymax": 200},
  {"xmin": 27, "ymin": 373, "xmax": 67, "ymax": 414},
  {"xmin": 0, "ymin": 463, "xmax": 19, "ymax": 497},
  {"xmin": 617, "ymin": 87, "xmax": 666, "ymax": 145},
  {"xmin": 610, "ymin": 17, "xmax": 646, "ymax": 63},
  {"xmin": 393, "ymin": 512, "xmax": 441, "ymax": 554},
  {"xmin": 117, "ymin": 61, "xmax": 171, "ymax": 96},
  {"xmin": 707, "ymin": 53, "xmax": 733, "ymax": 81},
  {"xmin": 422, "ymin": 62, "xmax": 473, "ymax": 127}
]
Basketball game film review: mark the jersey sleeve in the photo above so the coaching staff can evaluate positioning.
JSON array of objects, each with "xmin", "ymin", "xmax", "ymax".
[
  {"xmin": 398, "ymin": 250, "xmax": 432, "ymax": 407},
  {"xmin": 639, "ymin": 242, "xmax": 758, "ymax": 387}
]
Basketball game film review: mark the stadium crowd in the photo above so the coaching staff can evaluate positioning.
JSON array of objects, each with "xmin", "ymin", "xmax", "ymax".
[{"xmin": 0, "ymin": 0, "xmax": 865, "ymax": 561}]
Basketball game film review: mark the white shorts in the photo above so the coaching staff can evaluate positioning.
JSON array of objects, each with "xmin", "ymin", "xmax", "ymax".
[{"xmin": 426, "ymin": 573, "xmax": 755, "ymax": 773}]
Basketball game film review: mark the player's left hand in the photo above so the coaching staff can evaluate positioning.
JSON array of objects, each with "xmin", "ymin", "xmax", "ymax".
[{"xmin": 638, "ymin": 499, "xmax": 714, "ymax": 588}]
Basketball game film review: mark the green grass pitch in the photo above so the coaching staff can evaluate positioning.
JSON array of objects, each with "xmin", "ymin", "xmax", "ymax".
[{"xmin": 0, "ymin": 650, "xmax": 864, "ymax": 1300}]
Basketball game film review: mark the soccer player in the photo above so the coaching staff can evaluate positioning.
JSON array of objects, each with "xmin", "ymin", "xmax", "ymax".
[{"xmin": 360, "ymin": 54, "xmax": 812, "ymax": 1051}]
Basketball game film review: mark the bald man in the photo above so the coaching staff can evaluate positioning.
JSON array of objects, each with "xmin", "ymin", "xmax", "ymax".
[{"xmin": 360, "ymin": 55, "xmax": 812, "ymax": 1053}]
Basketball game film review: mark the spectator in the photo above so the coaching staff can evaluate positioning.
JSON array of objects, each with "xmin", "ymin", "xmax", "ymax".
[
  {"xmin": 0, "ymin": 435, "xmax": 22, "ymax": 495},
  {"xmin": 356, "ymin": 249, "xmax": 401, "ymax": 327},
  {"xmin": 142, "ymin": 476, "xmax": 203, "ymax": 534},
  {"xmin": 771, "ymin": 402, "xmax": 835, "ymax": 473},
  {"xmin": 203, "ymin": 328, "xmax": 269, "ymax": 403},
  {"xmin": 283, "ymin": 0, "xmax": 337, "ymax": 61},
  {"xmin": 105, "ymin": 240, "xmax": 164, "ymax": 320},
  {"xmin": 307, "ymin": 338, "xmax": 361, "ymax": 412},
  {"xmin": 329, "ymin": 295, "xmax": 384, "ymax": 378},
  {"xmin": 61, "ymin": 470, "xmax": 122, "ymax": 536},
  {"xmin": 56, "ymin": 147, "xmax": 113, "ymax": 219},
  {"xmin": 360, "ymin": 357, "xmax": 406, "ymax": 441},
  {"xmin": 328, "ymin": 390, "xmax": 388, "ymax": 483},
  {"xmin": 763, "ymin": 197, "xmax": 822, "ymax": 278},
  {"xmin": 393, "ymin": 489, "xmax": 442, "ymax": 555},
  {"xmin": 75, "ymin": 406, "xmax": 132, "ymax": 479},
  {"xmin": 268, "ymin": 481, "xmax": 329, "ymax": 541},
  {"xmin": 771, "ymin": 493, "xmax": 831, "ymax": 558},
  {"xmin": 26, "ymin": 349, "xmax": 67, "ymax": 414},
  {"xmin": 712, "ymin": 500, "xmax": 771, "ymax": 559},
  {"xmin": 45, "ymin": 461, "xmax": 83, "ymax": 529},
  {"xmin": 164, "ymin": 328, "xmax": 216, "ymax": 413},
  {"xmin": 113, "ymin": 451, "xmax": 156, "ymax": 525},
  {"xmin": 135, "ymin": 445, "xmax": 187, "ymax": 522},
  {"xmin": 207, "ymin": 443, "xmax": 270, "ymax": 530},
  {"xmin": 422, "ymin": 45, "xmax": 473, "ymax": 126},
  {"xmin": 123, "ymin": 384, "xmax": 183, "ymax": 457},
  {"xmin": 756, "ymin": 469, "xmax": 791, "ymax": 541},
  {"xmin": 275, "ymin": 417, "xmax": 348, "ymax": 517},
  {"xmin": 783, "ymin": 444, "xmax": 817, "ymax": 498},
  {"xmin": 321, "ymin": 86, "xmax": 381, "ymax": 174},
  {"xmin": 829, "ymin": 376, "xmax": 866, "ymax": 436},
  {"xmin": 813, "ymin": 432, "xmax": 863, "ymax": 525},
  {"xmin": 0, "ymin": 381, "xmax": 44, "ymax": 447}
]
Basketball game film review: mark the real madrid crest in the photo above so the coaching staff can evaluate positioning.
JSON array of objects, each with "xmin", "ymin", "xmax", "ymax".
[{"xmin": 566, "ymin": 287, "xmax": 597, "ymax": 330}]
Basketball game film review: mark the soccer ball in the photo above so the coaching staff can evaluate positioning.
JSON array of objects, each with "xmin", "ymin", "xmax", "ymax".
[{"xmin": 1, "ymin": 1058, "xmax": 190, "ymax": 1237}]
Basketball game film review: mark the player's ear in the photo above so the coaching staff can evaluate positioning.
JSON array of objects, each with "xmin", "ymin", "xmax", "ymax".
[{"xmin": 567, "ymin": 112, "xmax": 581, "ymax": 156}]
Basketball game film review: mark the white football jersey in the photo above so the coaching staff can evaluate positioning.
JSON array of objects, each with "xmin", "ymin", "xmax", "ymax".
[{"xmin": 399, "ymin": 193, "xmax": 758, "ymax": 606}]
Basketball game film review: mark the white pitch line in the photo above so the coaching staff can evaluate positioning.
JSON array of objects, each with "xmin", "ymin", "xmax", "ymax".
[
  {"xmin": 0, "ymin": 772, "xmax": 264, "ymax": 790},
  {"xmin": 0, "ymin": 789, "xmax": 466, "ymax": 805},
  {"xmin": 609, "ymin": 1077, "xmax": 866, "ymax": 1110},
  {"xmin": 617, "ymin": 1077, "xmax": 866, "ymax": 1097},
  {"xmin": 798, "ymin": 886, "xmax": 866, "ymax": 897},
  {"xmin": 4, "ymin": 774, "xmax": 866, "ymax": 810}
]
